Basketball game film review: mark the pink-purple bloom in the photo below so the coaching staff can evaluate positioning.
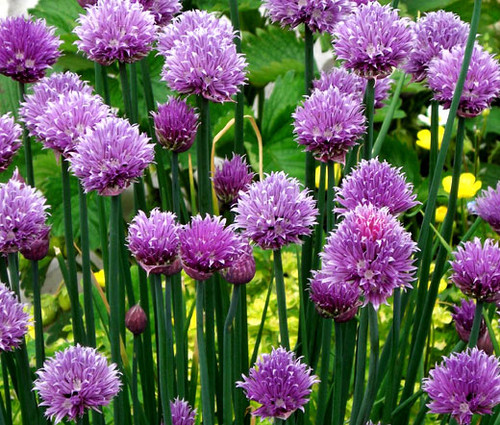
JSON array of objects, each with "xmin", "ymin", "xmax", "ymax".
[
  {"xmin": 233, "ymin": 172, "xmax": 318, "ymax": 250},
  {"xmin": 335, "ymin": 158, "xmax": 419, "ymax": 215},
  {"xmin": 125, "ymin": 304, "xmax": 148, "ymax": 335},
  {"xmin": 476, "ymin": 182, "xmax": 500, "ymax": 235},
  {"xmin": 179, "ymin": 214, "xmax": 243, "ymax": 281},
  {"xmin": 423, "ymin": 348, "xmax": 500, "ymax": 425},
  {"xmin": 0, "ymin": 281, "xmax": 30, "ymax": 352},
  {"xmin": 74, "ymin": 0, "xmax": 156, "ymax": 66},
  {"xmin": 212, "ymin": 154, "xmax": 255, "ymax": 205},
  {"xmin": 0, "ymin": 113, "xmax": 22, "ymax": 172},
  {"xmin": 237, "ymin": 347, "xmax": 319, "ymax": 420},
  {"xmin": 170, "ymin": 397, "xmax": 196, "ymax": 425},
  {"xmin": 293, "ymin": 86, "xmax": 366, "ymax": 163},
  {"xmin": 70, "ymin": 116, "xmax": 154, "ymax": 196},
  {"xmin": 20, "ymin": 224, "xmax": 50, "ymax": 261},
  {"xmin": 148, "ymin": 0, "xmax": 182, "ymax": 26},
  {"xmin": 428, "ymin": 44, "xmax": 500, "ymax": 118},
  {"xmin": 34, "ymin": 344, "xmax": 122, "ymax": 424},
  {"xmin": 0, "ymin": 16, "xmax": 61, "ymax": 83},
  {"xmin": 452, "ymin": 299, "xmax": 493, "ymax": 354},
  {"xmin": 220, "ymin": 241, "xmax": 256, "ymax": 285},
  {"xmin": 333, "ymin": 2, "xmax": 414, "ymax": 79},
  {"xmin": 450, "ymin": 238, "xmax": 500, "ymax": 303},
  {"xmin": 405, "ymin": 11, "xmax": 469, "ymax": 82},
  {"xmin": 127, "ymin": 209, "xmax": 181, "ymax": 276},
  {"xmin": 152, "ymin": 97, "xmax": 199, "ymax": 153}
]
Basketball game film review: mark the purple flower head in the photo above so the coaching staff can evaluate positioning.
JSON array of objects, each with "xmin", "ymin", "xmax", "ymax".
[
  {"xmin": 309, "ymin": 270, "xmax": 362, "ymax": 322},
  {"xmin": 20, "ymin": 224, "xmax": 50, "ymax": 261},
  {"xmin": 0, "ymin": 281, "xmax": 30, "ymax": 352},
  {"xmin": 152, "ymin": 97, "xmax": 199, "ymax": 153},
  {"xmin": 476, "ymin": 182, "xmax": 500, "ymax": 235},
  {"xmin": 423, "ymin": 348, "xmax": 500, "ymax": 425},
  {"xmin": 320, "ymin": 204, "xmax": 417, "ymax": 309},
  {"xmin": 452, "ymin": 299, "xmax": 493, "ymax": 354},
  {"xmin": 428, "ymin": 44, "xmax": 500, "ymax": 118},
  {"xmin": 233, "ymin": 172, "xmax": 318, "ymax": 250},
  {"xmin": 405, "ymin": 11, "xmax": 469, "ymax": 82},
  {"xmin": 36, "ymin": 91, "xmax": 112, "ymax": 157},
  {"xmin": 212, "ymin": 154, "xmax": 255, "ymax": 205},
  {"xmin": 333, "ymin": 2, "xmax": 414, "ymax": 79},
  {"xmin": 74, "ymin": 0, "xmax": 156, "ymax": 66},
  {"xmin": 127, "ymin": 209, "xmax": 181, "ymax": 276},
  {"xmin": 70, "ymin": 116, "xmax": 155, "ymax": 196},
  {"xmin": 179, "ymin": 214, "xmax": 243, "ymax": 281},
  {"xmin": 0, "ymin": 16, "xmax": 61, "ymax": 83},
  {"xmin": 0, "ymin": 113, "xmax": 22, "ymax": 172},
  {"xmin": 125, "ymin": 304, "xmax": 148, "ymax": 335},
  {"xmin": 450, "ymin": 238, "xmax": 500, "ymax": 303},
  {"xmin": 237, "ymin": 347, "xmax": 319, "ymax": 419},
  {"xmin": 34, "ymin": 344, "xmax": 122, "ymax": 424},
  {"xmin": 0, "ymin": 169, "xmax": 50, "ymax": 254},
  {"xmin": 170, "ymin": 397, "xmax": 196, "ymax": 425},
  {"xmin": 293, "ymin": 86, "xmax": 366, "ymax": 163},
  {"xmin": 20, "ymin": 72, "xmax": 92, "ymax": 138},
  {"xmin": 149, "ymin": 0, "xmax": 182, "ymax": 26},
  {"xmin": 77, "ymin": 0, "xmax": 98, "ymax": 7},
  {"xmin": 313, "ymin": 68, "xmax": 392, "ymax": 109},
  {"xmin": 221, "ymin": 241, "xmax": 256, "ymax": 285},
  {"xmin": 335, "ymin": 158, "xmax": 420, "ymax": 215}
]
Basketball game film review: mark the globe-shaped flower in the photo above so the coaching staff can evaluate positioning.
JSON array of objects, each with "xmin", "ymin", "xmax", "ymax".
[
  {"xmin": 452, "ymin": 299, "xmax": 493, "ymax": 354},
  {"xmin": 0, "ymin": 113, "xmax": 22, "ymax": 172},
  {"xmin": 0, "ymin": 281, "xmax": 30, "ymax": 352},
  {"xmin": 74, "ymin": 0, "xmax": 156, "ymax": 66},
  {"xmin": 36, "ymin": 91, "xmax": 112, "ymax": 157},
  {"xmin": 0, "ymin": 169, "xmax": 50, "ymax": 254},
  {"xmin": 152, "ymin": 97, "xmax": 199, "ymax": 153},
  {"xmin": 475, "ymin": 182, "xmax": 500, "ymax": 235},
  {"xmin": 263, "ymin": 0, "xmax": 353, "ymax": 33},
  {"xmin": 170, "ymin": 397, "xmax": 196, "ymax": 425},
  {"xmin": 405, "ymin": 11, "xmax": 469, "ymax": 82},
  {"xmin": 212, "ymin": 154, "xmax": 255, "ymax": 205},
  {"xmin": 149, "ymin": 0, "xmax": 182, "ymax": 27},
  {"xmin": 450, "ymin": 238, "xmax": 500, "ymax": 303},
  {"xmin": 233, "ymin": 172, "xmax": 318, "ymax": 250},
  {"xmin": 20, "ymin": 72, "xmax": 92, "ymax": 138},
  {"xmin": 220, "ymin": 241, "xmax": 256, "ymax": 285},
  {"xmin": 423, "ymin": 348, "xmax": 500, "ymax": 425},
  {"xmin": 335, "ymin": 158, "xmax": 420, "ymax": 215},
  {"xmin": 127, "ymin": 209, "xmax": 181, "ymax": 276},
  {"xmin": 333, "ymin": 2, "xmax": 414, "ymax": 79},
  {"xmin": 34, "ymin": 344, "xmax": 122, "ymax": 424},
  {"xmin": 428, "ymin": 44, "xmax": 500, "ymax": 118},
  {"xmin": 293, "ymin": 86, "xmax": 366, "ymax": 163},
  {"xmin": 321, "ymin": 204, "xmax": 417, "ymax": 308},
  {"xmin": 179, "ymin": 214, "xmax": 243, "ymax": 281},
  {"xmin": 70, "ymin": 116, "xmax": 154, "ymax": 196},
  {"xmin": 237, "ymin": 347, "xmax": 319, "ymax": 420},
  {"xmin": 20, "ymin": 224, "xmax": 51, "ymax": 261},
  {"xmin": 0, "ymin": 16, "xmax": 61, "ymax": 83}
]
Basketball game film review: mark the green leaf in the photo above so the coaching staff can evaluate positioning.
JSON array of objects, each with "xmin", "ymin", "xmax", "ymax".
[
  {"xmin": 195, "ymin": 0, "xmax": 261, "ymax": 11},
  {"xmin": 0, "ymin": 75, "xmax": 20, "ymax": 117},
  {"xmin": 29, "ymin": 0, "xmax": 82, "ymax": 35}
]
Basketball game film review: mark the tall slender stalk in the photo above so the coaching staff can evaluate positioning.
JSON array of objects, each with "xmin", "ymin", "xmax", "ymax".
[
  {"xmin": 363, "ymin": 79, "xmax": 375, "ymax": 160},
  {"xmin": 468, "ymin": 301, "xmax": 484, "ymax": 348},
  {"xmin": 350, "ymin": 308, "xmax": 368, "ymax": 425},
  {"xmin": 274, "ymin": 248, "xmax": 290, "ymax": 350},
  {"xmin": 30, "ymin": 261, "xmax": 44, "ymax": 369},
  {"xmin": 332, "ymin": 322, "xmax": 344, "ymax": 425},
  {"xmin": 197, "ymin": 96, "xmax": 213, "ymax": 215},
  {"xmin": 164, "ymin": 275, "xmax": 176, "ymax": 397},
  {"xmin": 17, "ymin": 83, "xmax": 34, "ymax": 186},
  {"xmin": 315, "ymin": 319, "xmax": 332, "ymax": 425}
]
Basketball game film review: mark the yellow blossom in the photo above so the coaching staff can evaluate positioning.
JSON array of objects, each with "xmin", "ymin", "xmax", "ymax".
[
  {"xmin": 442, "ymin": 173, "xmax": 482, "ymax": 198},
  {"xmin": 94, "ymin": 269, "xmax": 106, "ymax": 288},
  {"xmin": 435, "ymin": 206, "xmax": 447, "ymax": 223},
  {"xmin": 315, "ymin": 164, "xmax": 341, "ymax": 189},
  {"xmin": 416, "ymin": 127, "xmax": 445, "ymax": 150}
]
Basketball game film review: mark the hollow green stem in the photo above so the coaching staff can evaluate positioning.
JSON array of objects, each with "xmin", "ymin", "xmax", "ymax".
[
  {"xmin": 274, "ymin": 248, "xmax": 290, "ymax": 350},
  {"xmin": 468, "ymin": 301, "xmax": 484, "ymax": 348},
  {"xmin": 197, "ymin": 96, "xmax": 213, "ymax": 215},
  {"xmin": 315, "ymin": 319, "xmax": 332, "ymax": 425},
  {"xmin": 119, "ymin": 62, "xmax": 132, "ymax": 119},
  {"xmin": 31, "ymin": 261, "xmax": 44, "ymax": 368},
  {"xmin": 332, "ymin": 322, "xmax": 344, "ymax": 425},
  {"xmin": 250, "ymin": 275, "xmax": 274, "ymax": 366},
  {"xmin": 327, "ymin": 161, "xmax": 335, "ymax": 231},
  {"xmin": 363, "ymin": 79, "xmax": 375, "ymax": 160},
  {"xmin": 18, "ymin": 82, "xmax": 34, "ymax": 186},
  {"xmin": 1, "ymin": 356, "xmax": 11, "ymax": 425},
  {"xmin": 132, "ymin": 337, "xmax": 141, "ymax": 425},
  {"xmin": 129, "ymin": 63, "xmax": 139, "ymax": 124},
  {"xmin": 7, "ymin": 254, "xmax": 19, "ymax": 297},
  {"xmin": 171, "ymin": 152, "xmax": 181, "ymax": 217},
  {"xmin": 172, "ymin": 273, "xmax": 187, "ymax": 397},
  {"xmin": 350, "ymin": 308, "xmax": 368, "ymax": 425},
  {"xmin": 429, "ymin": 100, "xmax": 440, "ymax": 183},
  {"xmin": 164, "ymin": 275, "xmax": 176, "ymax": 397}
]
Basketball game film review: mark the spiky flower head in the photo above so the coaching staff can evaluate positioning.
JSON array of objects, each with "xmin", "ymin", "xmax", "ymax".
[
  {"xmin": 0, "ymin": 169, "xmax": 49, "ymax": 254},
  {"xmin": 263, "ymin": 0, "xmax": 353, "ymax": 33},
  {"xmin": 428, "ymin": 44, "xmax": 500, "ymax": 118},
  {"xmin": 74, "ymin": 0, "xmax": 156, "ymax": 66},
  {"xmin": 321, "ymin": 204, "xmax": 417, "ymax": 309},
  {"xmin": 233, "ymin": 172, "xmax": 318, "ymax": 250},
  {"xmin": 213, "ymin": 154, "xmax": 255, "ymax": 205},
  {"xmin": 0, "ymin": 282, "xmax": 30, "ymax": 352},
  {"xmin": 70, "ymin": 116, "xmax": 154, "ymax": 196},
  {"xmin": 179, "ymin": 214, "xmax": 243, "ymax": 281},
  {"xmin": 220, "ymin": 241, "xmax": 256, "ymax": 285},
  {"xmin": 450, "ymin": 238, "xmax": 500, "ymax": 303},
  {"xmin": 423, "ymin": 348, "xmax": 500, "ymax": 425},
  {"xmin": 127, "ymin": 209, "xmax": 181, "ymax": 276},
  {"xmin": 335, "ymin": 158, "xmax": 419, "ymax": 215},
  {"xmin": 405, "ymin": 11, "xmax": 469, "ymax": 82},
  {"xmin": 237, "ymin": 347, "xmax": 319, "ymax": 419},
  {"xmin": 0, "ymin": 113, "xmax": 22, "ymax": 172},
  {"xmin": 333, "ymin": 2, "xmax": 414, "ymax": 79},
  {"xmin": 170, "ymin": 397, "xmax": 196, "ymax": 425},
  {"xmin": 149, "ymin": 0, "xmax": 182, "ymax": 26},
  {"xmin": 36, "ymin": 91, "xmax": 112, "ymax": 157},
  {"xmin": 452, "ymin": 299, "xmax": 493, "ymax": 354},
  {"xmin": 152, "ymin": 97, "xmax": 199, "ymax": 153},
  {"xmin": 313, "ymin": 67, "xmax": 392, "ymax": 109},
  {"xmin": 34, "ymin": 344, "xmax": 122, "ymax": 424},
  {"xmin": 293, "ymin": 86, "xmax": 366, "ymax": 163},
  {"xmin": 475, "ymin": 182, "xmax": 500, "ymax": 235},
  {"xmin": 0, "ymin": 16, "xmax": 61, "ymax": 83}
]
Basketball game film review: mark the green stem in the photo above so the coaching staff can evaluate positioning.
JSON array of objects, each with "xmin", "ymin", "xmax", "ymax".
[
  {"xmin": 483, "ymin": 309, "xmax": 500, "ymax": 356},
  {"xmin": 164, "ymin": 275, "xmax": 176, "ymax": 397},
  {"xmin": 119, "ymin": 62, "xmax": 132, "ymax": 118},
  {"xmin": 429, "ymin": 100, "xmax": 440, "ymax": 183},
  {"xmin": 197, "ymin": 96, "xmax": 213, "ymax": 214},
  {"xmin": 349, "ymin": 308, "xmax": 368, "ymax": 425},
  {"xmin": 332, "ymin": 322, "xmax": 344, "ymax": 425},
  {"xmin": 468, "ymin": 301, "xmax": 484, "ymax": 348},
  {"xmin": 31, "ymin": 261, "xmax": 45, "ymax": 369},
  {"xmin": 7, "ymin": 254, "xmax": 19, "ymax": 297},
  {"xmin": 250, "ymin": 275, "xmax": 274, "ymax": 366},
  {"xmin": 327, "ymin": 161, "xmax": 335, "ymax": 231},
  {"xmin": 172, "ymin": 273, "xmax": 187, "ymax": 397},
  {"xmin": 130, "ymin": 63, "xmax": 139, "ymax": 124},
  {"xmin": 132, "ymin": 337, "xmax": 141, "ymax": 425},
  {"xmin": 18, "ymin": 82, "xmax": 34, "ymax": 186},
  {"xmin": 274, "ymin": 248, "xmax": 290, "ymax": 349},
  {"xmin": 94, "ymin": 63, "xmax": 110, "ymax": 105},
  {"xmin": 363, "ymin": 79, "xmax": 375, "ymax": 160},
  {"xmin": 339, "ymin": 320, "xmax": 357, "ymax": 425},
  {"xmin": 315, "ymin": 319, "xmax": 332, "ymax": 425},
  {"xmin": 1, "ymin": 356, "xmax": 12, "ymax": 425},
  {"xmin": 97, "ymin": 196, "xmax": 109, "ymax": 281},
  {"xmin": 390, "ymin": 0, "xmax": 399, "ymax": 7},
  {"xmin": 171, "ymin": 152, "xmax": 181, "ymax": 218},
  {"xmin": 234, "ymin": 285, "xmax": 249, "ymax": 425}
]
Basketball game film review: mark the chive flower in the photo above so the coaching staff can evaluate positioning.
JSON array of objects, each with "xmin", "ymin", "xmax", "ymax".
[
  {"xmin": 452, "ymin": 299, "xmax": 493, "ymax": 354},
  {"xmin": 0, "ymin": 282, "xmax": 30, "ymax": 352},
  {"xmin": 475, "ymin": 182, "xmax": 500, "ymax": 235},
  {"xmin": 220, "ymin": 241, "xmax": 256, "ymax": 285},
  {"xmin": 170, "ymin": 398, "xmax": 196, "ymax": 425},
  {"xmin": 212, "ymin": 154, "xmax": 255, "ymax": 205},
  {"xmin": 0, "ymin": 113, "xmax": 22, "ymax": 172}
]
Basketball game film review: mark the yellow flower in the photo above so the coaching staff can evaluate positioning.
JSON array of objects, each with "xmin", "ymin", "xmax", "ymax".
[
  {"xmin": 94, "ymin": 269, "xmax": 106, "ymax": 288},
  {"xmin": 315, "ymin": 164, "xmax": 341, "ymax": 189},
  {"xmin": 435, "ymin": 206, "xmax": 447, "ymax": 223},
  {"xmin": 442, "ymin": 173, "xmax": 482, "ymax": 198},
  {"xmin": 416, "ymin": 127, "xmax": 445, "ymax": 150}
]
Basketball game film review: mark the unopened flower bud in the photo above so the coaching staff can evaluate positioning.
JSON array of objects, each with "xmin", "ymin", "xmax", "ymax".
[
  {"xmin": 21, "ymin": 225, "xmax": 50, "ymax": 261},
  {"xmin": 125, "ymin": 304, "xmax": 147, "ymax": 335},
  {"xmin": 221, "ymin": 243, "xmax": 256, "ymax": 285}
]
